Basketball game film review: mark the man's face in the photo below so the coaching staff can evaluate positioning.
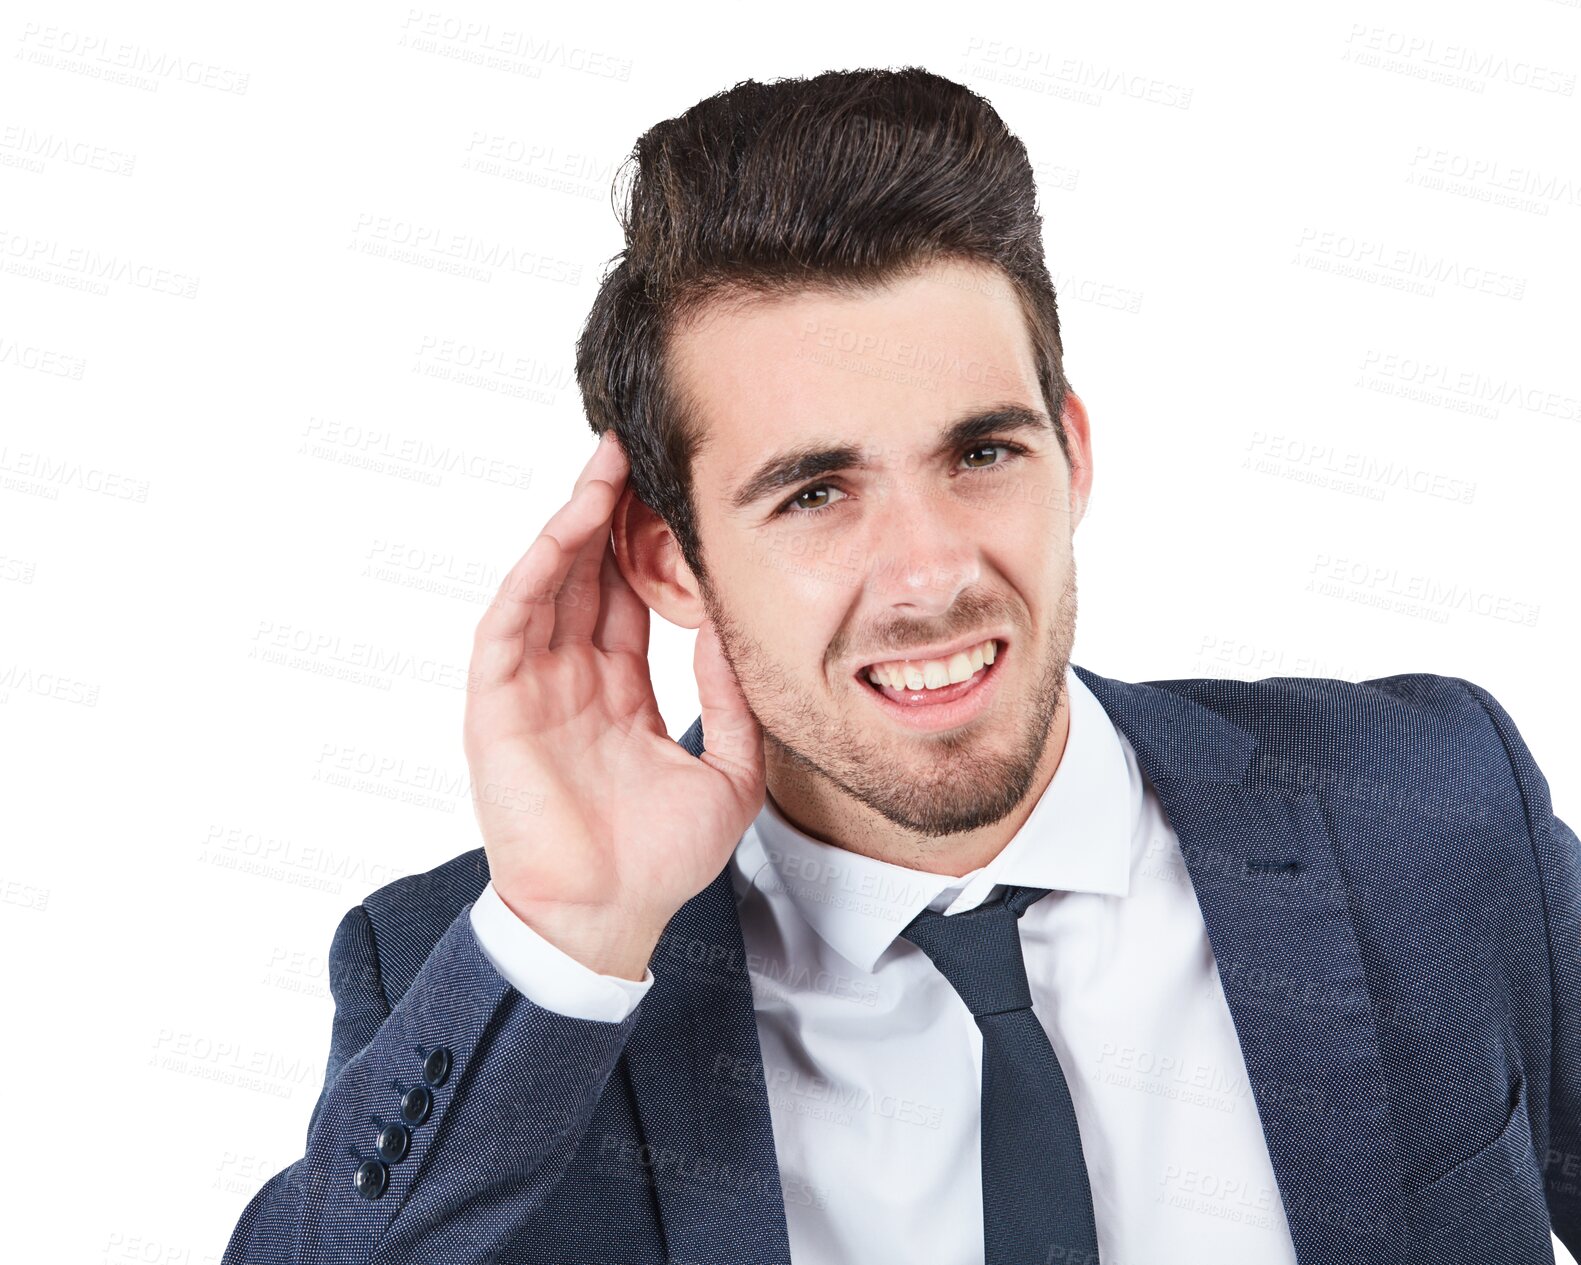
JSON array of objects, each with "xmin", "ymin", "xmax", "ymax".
[{"xmin": 668, "ymin": 256, "xmax": 1090, "ymax": 839}]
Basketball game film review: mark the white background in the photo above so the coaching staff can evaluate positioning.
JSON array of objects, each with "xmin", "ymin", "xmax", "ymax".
[{"xmin": 2, "ymin": 0, "xmax": 1577, "ymax": 1260}]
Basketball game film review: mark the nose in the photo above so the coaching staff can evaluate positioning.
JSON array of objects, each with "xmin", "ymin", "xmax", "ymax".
[{"xmin": 863, "ymin": 484, "xmax": 981, "ymax": 618}]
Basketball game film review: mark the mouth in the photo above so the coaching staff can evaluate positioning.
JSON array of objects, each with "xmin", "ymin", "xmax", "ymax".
[{"xmin": 852, "ymin": 637, "xmax": 1007, "ymax": 733}]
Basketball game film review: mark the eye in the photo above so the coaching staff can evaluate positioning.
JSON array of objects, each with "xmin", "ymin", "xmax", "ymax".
[
  {"xmin": 961, "ymin": 442, "xmax": 1022, "ymax": 471},
  {"xmin": 781, "ymin": 484, "xmax": 847, "ymax": 517},
  {"xmin": 774, "ymin": 441, "xmax": 1029, "ymax": 518}
]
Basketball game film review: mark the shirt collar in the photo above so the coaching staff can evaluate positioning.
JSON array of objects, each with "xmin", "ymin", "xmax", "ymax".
[{"xmin": 733, "ymin": 664, "xmax": 1133, "ymax": 974}]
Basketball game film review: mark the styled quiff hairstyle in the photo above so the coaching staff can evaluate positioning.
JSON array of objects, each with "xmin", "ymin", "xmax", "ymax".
[{"xmin": 574, "ymin": 66, "xmax": 1073, "ymax": 592}]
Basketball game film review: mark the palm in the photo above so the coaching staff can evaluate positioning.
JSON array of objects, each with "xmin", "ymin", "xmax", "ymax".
[
  {"xmin": 468, "ymin": 640, "xmax": 758, "ymax": 916},
  {"xmin": 462, "ymin": 433, "xmax": 764, "ymax": 967}
]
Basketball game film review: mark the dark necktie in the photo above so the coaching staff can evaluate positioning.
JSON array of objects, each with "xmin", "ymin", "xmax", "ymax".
[{"xmin": 899, "ymin": 883, "xmax": 1101, "ymax": 1265}]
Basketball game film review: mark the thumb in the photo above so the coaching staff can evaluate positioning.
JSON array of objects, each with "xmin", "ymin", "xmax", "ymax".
[{"xmin": 693, "ymin": 616, "xmax": 764, "ymax": 788}]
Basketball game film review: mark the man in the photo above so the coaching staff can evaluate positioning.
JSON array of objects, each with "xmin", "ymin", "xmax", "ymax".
[{"xmin": 222, "ymin": 67, "xmax": 1578, "ymax": 1264}]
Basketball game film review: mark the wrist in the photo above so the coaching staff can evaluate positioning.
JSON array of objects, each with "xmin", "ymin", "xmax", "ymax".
[{"xmin": 493, "ymin": 887, "xmax": 663, "ymax": 981}]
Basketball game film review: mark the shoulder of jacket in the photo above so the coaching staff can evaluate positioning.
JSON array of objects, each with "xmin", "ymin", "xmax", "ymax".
[{"xmin": 352, "ymin": 846, "xmax": 492, "ymax": 1005}]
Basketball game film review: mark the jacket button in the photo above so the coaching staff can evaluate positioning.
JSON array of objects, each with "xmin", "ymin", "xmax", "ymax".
[
  {"xmin": 353, "ymin": 1160, "xmax": 388, "ymax": 1200},
  {"xmin": 399, "ymin": 1083, "xmax": 433, "ymax": 1126},
  {"xmin": 375, "ymin": 1122, "xmax": 410, "ymax": 1163},
  {"xmin": 422, "ymin": 1046, "xmax": 453, "ymax": 1087}
]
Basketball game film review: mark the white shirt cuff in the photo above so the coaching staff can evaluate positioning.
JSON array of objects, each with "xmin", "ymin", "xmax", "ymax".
[{"xmin": 469, "ymin": 879, "xmax": 654, "ymax": 1023}]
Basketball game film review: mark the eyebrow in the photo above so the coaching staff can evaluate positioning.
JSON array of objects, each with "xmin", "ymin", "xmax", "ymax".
[{"xmin": 728, "ymin": 404, "xmax": 1054, "ymax": 513}]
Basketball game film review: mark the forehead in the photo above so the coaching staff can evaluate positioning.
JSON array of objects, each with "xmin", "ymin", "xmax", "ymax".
[{"xmin": 670, "ymin": 257, "xmax": 1044, "ymax": 479}]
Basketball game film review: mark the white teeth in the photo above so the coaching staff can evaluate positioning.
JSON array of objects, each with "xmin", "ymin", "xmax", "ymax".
[{"xmin": 865, "ymin": 639, "xmax": 999, "ymax": 691}]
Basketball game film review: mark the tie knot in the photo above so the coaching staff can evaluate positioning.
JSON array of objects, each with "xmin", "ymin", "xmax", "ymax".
[{"xmin": 898, "ymin": 885, "xmax": 1052, "ymax": 1019}]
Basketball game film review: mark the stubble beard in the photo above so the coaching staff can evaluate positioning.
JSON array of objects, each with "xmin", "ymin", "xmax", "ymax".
[{"xmin": 704, "ymin": 561, "xmax": 1079, "ymax": 840}]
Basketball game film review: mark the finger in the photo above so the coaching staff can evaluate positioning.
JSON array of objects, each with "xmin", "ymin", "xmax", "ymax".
[
  {"xmin": 515, "ymin": 476, "xmax": 624, "ymax": 656},
  {"xmin": 590, "ymin": 537, "xmax": 650, "ymax": 658},
  {"xmin": 472, "ymin": 476, "xmax": 619, "ymax": 685},
  {"xmin": 552, "ymin": 436, "xmax": 633, "ymax": 647},
  {"xmin": 549, "ymin": 523, "xmax": 609, "ymax": 646},
  {"xmin": 693, "ymin": 617, "xmax": 764, "ymax": 792},
  {"xmin": 575, "ymin": 430, "xmax": 626, "ymax": 491},
  {"xmin": 520, "ymin": 477, "xmax": 625, "ymax": 657},
  {"xmin": 550, "ymin": 495, "xmax": 626, "ymax": 648},
  {"xmin": 470, "ymin": 435, "xmax": 627, "ymax": 685},
  {"xmin": 471, "ymin": 534, "xmax": 560, "ymax": 689}
]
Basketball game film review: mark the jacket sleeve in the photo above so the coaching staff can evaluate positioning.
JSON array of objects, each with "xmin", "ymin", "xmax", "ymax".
[
  {"xmin": 1542, "ymin": 811, "xmax": 1581, "ymax": 1248},
  {"xmin": 1450, "ymin": 677, "xmax": 1581, "ymax": 1249},
  {"xmin": 221, "ymin": 899, "xmax": 645, "ymax": 1264},
  {"xmin": 470, "ymin": 878, "xmax": 654, "ymax": 1022}
]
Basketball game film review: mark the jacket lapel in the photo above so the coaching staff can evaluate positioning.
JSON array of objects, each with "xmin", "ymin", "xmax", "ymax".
[
  {"xmin": 622, "ymin": 717, "xmax": 794, "ymax": 1265},
  {"xmin": 632, "ymin": 667, "xmax": 1415, "ymax": 1265},
  {"xmin": 1075, "ymin": 665, "xmax": 1412, "ymax": 1265}
]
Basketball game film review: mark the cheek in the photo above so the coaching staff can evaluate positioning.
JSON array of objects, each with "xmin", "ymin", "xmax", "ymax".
[
  {"xmin": 742, "ymin": 529, "xmax": 868, "ymax": 599},
  {"xmin": 993, "ymin": 461, "xmax": 1072, "ymax": 523},
  {"xmin": 982, "ymin": 512, "xmax": 1071, "ymax": 610},
  {"xmin": 999, "ymin": 481, "xmax": 1073, "ymax": 555},
  {"xmin": 726, "ymin": 539, "xmax": 851, "ymax": 659}
]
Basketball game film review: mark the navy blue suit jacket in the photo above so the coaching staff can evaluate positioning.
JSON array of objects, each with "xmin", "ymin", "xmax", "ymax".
[{"xmin": 222, "ymin": 665, "xmax": 1580, "ymax": 1264}]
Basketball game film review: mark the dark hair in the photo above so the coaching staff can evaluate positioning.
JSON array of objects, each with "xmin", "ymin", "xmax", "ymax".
[{"xmin": 574, "ymin": 66, "xmax": 1073, "ymax": 591}]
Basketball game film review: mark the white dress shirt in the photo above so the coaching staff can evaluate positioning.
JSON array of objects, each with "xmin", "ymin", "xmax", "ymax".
[{"xmin": 470, "ymin": 667, "xmax": 1301, "ymax": 1264}]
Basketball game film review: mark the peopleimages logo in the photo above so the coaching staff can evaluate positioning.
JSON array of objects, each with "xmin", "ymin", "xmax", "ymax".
[
  {"xmin": 15, "ymin": 23, "xmax": 250, "ymax": 94},
  {"xmin": 1341, "ymin": 24, "xmax": 1576, "ymax": 97},
  {"xmin": 1357, "ymin": 350, "xmax": 1580, "ymax": 423},
  {"xmin": 1294, "ymin": 228, "xmax": 1526, "ymax": 300}
]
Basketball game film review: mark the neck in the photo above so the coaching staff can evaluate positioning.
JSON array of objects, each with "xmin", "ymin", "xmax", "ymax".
[{"xmin": 762, "ymin": 690, "xmax": 1072, "ymax": 877}]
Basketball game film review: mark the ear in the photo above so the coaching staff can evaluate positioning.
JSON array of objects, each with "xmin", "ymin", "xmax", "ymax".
[
  {"xmin": 611, "ymin": 486, "xmax": 707, "ymax": 629},
  {"xmin": 1061, "ymin": 391, "xmax": 1094, "ymax": 528}
]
